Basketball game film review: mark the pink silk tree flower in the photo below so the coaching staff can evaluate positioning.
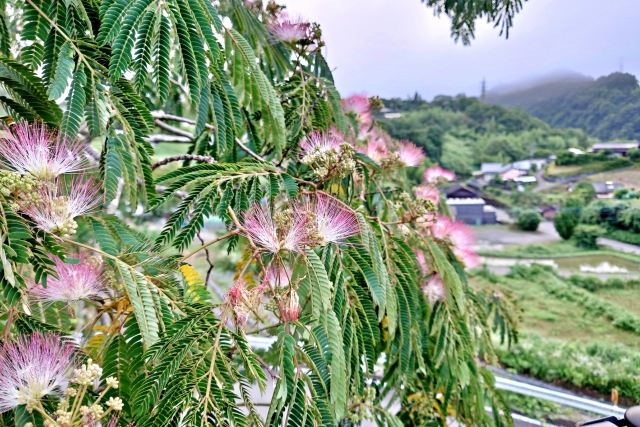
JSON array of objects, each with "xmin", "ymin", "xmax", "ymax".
[
  {"xmin": 265, "ymin": 264, "xmax": 292, "ymax": 288},
  {"xmin": 422, "ymin": 274, "xmax": 446, "ymax": 304},
  {"xmin": 0, "ymin": 333, "xmax": 76, "ymax": 412},
  {"xmin": 305, "ymin": 193, "xmax": 359, "ymax": 245},
  {"xmin": 29, "ymin": 255, "xmax": 105, "ymax": 303},
  {"xmin": 299, "ymin": 130, "xmax": 343, "ymax": 156},
  {"xmin": 359, "ymin": 139, "xmax": 388, "ymax": 164},
  {"xmin": 242, "ymin": 203, "xmax": 315, "ymax": 254},
  {"xmin": 342, "ymin": 94, "xmax": 372, "ymax": 124},
  {"xmin": 397, "ymin": 141, "xmax": 426, "ymax": 167},
  {"xmin": 281, "ymin": 291, "xmax": 300, "ymax": 322},
  {"xmin": 269, "ymin": 13, "xmax": 310, "ymax": 43},
  {"xmin": 431, "ymin": 215, "xmax": 479, "ymax": 268},
  {"xmin": 453, "ymin": 247, "xmax": 480, "ymax": 269},
  {"xmin": 20, "ymin": 176, "xmax": 101, "ymax": 236},
  {"xmin": 0, "ymin": 121, "xmax": 86, "ymax": 181},
  {"xmin": 423, "ymin": 166, "xmax": 456, "ymax": 184},
  {"xmin": 242, "ymin": 203, "xmax": 280, "ymax": 253},
  {"xmin": 414, "ymin": 185, "xmax": 440, "ymax": 204}
]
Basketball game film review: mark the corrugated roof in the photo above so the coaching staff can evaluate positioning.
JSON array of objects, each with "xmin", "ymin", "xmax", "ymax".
[
  {"xmin": 592, "ymin": 142, "xmax": 639, "ymax": 150},
  {"xmin": 480, "ymin": 162, "xmax": 503, "ymax": 173},
  {"xmin": 446, "ymin": 198, "xmax": 486, "ymax": 205}
]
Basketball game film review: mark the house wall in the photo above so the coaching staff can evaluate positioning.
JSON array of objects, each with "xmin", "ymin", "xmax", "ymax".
[{"xmin": 451, "ymin": 204, "xmax": 485, "ymax": 226}]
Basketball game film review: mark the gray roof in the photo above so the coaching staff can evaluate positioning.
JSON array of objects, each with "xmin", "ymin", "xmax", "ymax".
[
  {"xmin": 592, "ymin": 142, "xmax": 639, "ymax": 150},
  {"xmin": 591, "ymin": 181, "xmax": 624, "ymax": 194},
  {"xmin": 480, "ymin": 162, "xmax": 503, "ymax": 173}
]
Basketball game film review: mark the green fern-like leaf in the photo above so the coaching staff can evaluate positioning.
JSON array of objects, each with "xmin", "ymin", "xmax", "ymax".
[
  {"xmin": 47, "ymin": 41, "xmax": 75, "ymax": 100},
  {"xmin": 60, "ymin": 65, "xmax": 86, "ymax": 138}
]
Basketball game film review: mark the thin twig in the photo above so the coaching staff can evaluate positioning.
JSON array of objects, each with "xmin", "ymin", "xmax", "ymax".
[
  {"xmin": 145, "ymin": 134, "xmax": 192, "ymax": 143},
  {"xmin": 197, "ymin": 231, "xmax": 216, "ymax": 285},
  {"xmin": 235, "ymin": 138, "xmax": 266, "ymax": 162},
  {"xmin": 154, "ymin": 119, "xmax": 194, "ymax": 139},
  {"xmin": 180, "ymin": 230, "xmax": 239, "ymax": 262},
  {"xmin": 152, "ymin": 154, "xmax": 217, "ymax": 170},
  {"xmin": 255, "ymin": 355, "xmax": 280, "ymax": 379},
  {"xmin": 151, "ymin": 110, "xmax": 215, "ymax": 130}
]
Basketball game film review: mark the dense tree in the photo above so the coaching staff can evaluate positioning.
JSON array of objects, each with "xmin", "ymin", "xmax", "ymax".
[
  {"xmin": 379, "ymin": 95, "xmax": 590, "ymax": 175},
  {"xmin": 0, "ymin": 1, "xmax": 521, "ymax": 426}
]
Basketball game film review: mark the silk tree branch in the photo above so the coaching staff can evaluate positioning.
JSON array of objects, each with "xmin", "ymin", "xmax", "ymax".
[
  {"xmin": 152, "ymin": 154, "xmax": 217, "ymax": 170},
  {"xmin": 154, "ymin": 119, "xmax": 194, "ymax": 139}
]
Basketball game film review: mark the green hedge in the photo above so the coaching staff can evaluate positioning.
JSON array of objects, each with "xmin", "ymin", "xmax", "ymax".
[
  {"xmin": 497, "ymin": 333, "xmax": 640, "ymax": 403},
  {"xmin": 508, "ymin": 265, "xmax": 640, "ymax": 335}
]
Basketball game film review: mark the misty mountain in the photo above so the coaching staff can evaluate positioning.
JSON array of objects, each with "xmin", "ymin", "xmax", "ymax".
[{"xmin": 485, "ymin": 72, "xmax": 640, "ymax": 141}]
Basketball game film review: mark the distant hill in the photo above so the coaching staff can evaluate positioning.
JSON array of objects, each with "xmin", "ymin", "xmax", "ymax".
[
  {"xmin": 378, "ymin": 95, "xmax": 590, "ymax": 175},
  {"xmin": 486, "ymin": 72, "xmax": 640, "ymax": 141}
]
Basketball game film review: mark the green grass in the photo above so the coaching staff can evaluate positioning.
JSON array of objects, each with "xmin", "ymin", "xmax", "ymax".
[
  {"xmin": 478, "ymin": 240, "xmax": 640, "ymax": 263},
  {"xmin": 545, "ymin": 159, "xmax": 632, "ymax": 178},
  {"xmin": 472, "ymin": 272, "xmax": 640, "ymax": 346}
]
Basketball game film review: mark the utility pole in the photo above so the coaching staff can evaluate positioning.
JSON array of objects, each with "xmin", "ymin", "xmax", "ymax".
[{"xmin": 480, "ymin": 78, "xmax": 486, "ymax": 102}]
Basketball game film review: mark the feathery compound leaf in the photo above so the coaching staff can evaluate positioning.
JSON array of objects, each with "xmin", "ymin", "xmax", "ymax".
[
  {"xmin": 60, "ymin": 65, "xmax": 86, "ymax": 138},
  {"xmin": 109, "ymin": 0, "xmax": 154, "ymax": 79},
  {"xmin": 117, "ymin": 261, "xmax": 160, "ymax": 346},
  {"xmin": 47, "ymin": 41, "xmax": 75, "ymax": 100},
  {"xmin": 155, "ymin": 15, "xmax": 171, "ymax": 104},
  {"xmin": 0, "ymin": 56, "xmax": 62, "ymax": 124}
]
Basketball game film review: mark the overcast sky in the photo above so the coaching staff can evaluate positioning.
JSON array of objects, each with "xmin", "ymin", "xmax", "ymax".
[{"xmin": 281, "ymin": 0, "xmax": 640, "ymax": 100}]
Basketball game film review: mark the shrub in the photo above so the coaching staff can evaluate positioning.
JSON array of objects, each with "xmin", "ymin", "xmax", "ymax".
[
  {"xmin": 553, "ymin": 209, "xmax": 579, "ymax": 239},
  {"xmin": 567, "ymin": 274, "xmax": 602, "ymax": 292},
  {"xmin": 516, "ymin": 209, "xmax": 542, "ymax": 231},
  {"xmin": 614, "ymin": 188, "xmax": 630, "ymax": 199},
  {"xmin": 573, "ymin": 182, "xmax": 596, "ymax": 203},
  {"xmin": 573, "ymin": 224, "xmax": 603, "ymax": 249},
  {"xmin": 628, "ymin": 148, "xmax": 640, "ymax": 162},
  {"xmin": 605, "ymin": 277, "xmax": 626, "ymax": 289},
  {"xmin": 619, "ymin": 204, "xmax": 640, "ymax": 232}
]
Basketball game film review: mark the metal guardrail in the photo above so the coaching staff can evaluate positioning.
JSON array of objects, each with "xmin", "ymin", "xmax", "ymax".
[
  {"xmin": 245, "ymin": 336, "xmax": 626, "ymax": 418},
  {"xmin": 494, "ymin": 376, "xmax": 626, "ymax": 418}
]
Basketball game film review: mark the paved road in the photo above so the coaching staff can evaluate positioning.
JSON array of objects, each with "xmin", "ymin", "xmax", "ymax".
[
  {"xmin": 473, "ymin": 221, "xmax": 560, "ymax": 251},
  {"xmin": 597, "ymin": 237, "xmax": 640, "ymax": 255},
  {"xmin": 533, "ymin": 170, "xmax": 556, "ymax": 193}
]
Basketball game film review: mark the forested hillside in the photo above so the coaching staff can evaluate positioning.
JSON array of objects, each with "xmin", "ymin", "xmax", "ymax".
[
  {"xmin": 379, "ymin": 95, "xmax": 591, "ymax": 175},
  {"xmin": 486, "ymin": 72, "xmax": 640, "ymax": 141}
]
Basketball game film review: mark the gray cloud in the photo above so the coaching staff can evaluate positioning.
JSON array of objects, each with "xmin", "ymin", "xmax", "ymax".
[{"xmin": 282, "ymin": 0, "xmax": 640, "ymax": 99}]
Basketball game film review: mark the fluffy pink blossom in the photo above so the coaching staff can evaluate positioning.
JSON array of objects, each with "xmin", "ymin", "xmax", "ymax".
[
  {"xmin": 20, "ymin": 176, "xmax": 101, "ymax": 236},
  {"xmin": 29, "ymin": 254, "xmax": 104, "ymax": 303},
  {"xmin": 242, "ymin": 203, "xmax": 314, "ymax": 254},
  {"xmin": 0, "ymin": 121, "xmax": 86, "ymax": 180},
  {"xmin": 397, "ymin": 141, "xmax": 425, "ymax": 167},
  {"xmin": 431, "ymin": 215, "xmax": 474, "ymax": 248},
  {"xmin": 423, "ymin": 166, "xmax": 456, "ymax": 184},
  {"xmin": 265, "ymin": 265, "xmax": 292, "ymax": 288},
  {"xmin": 342, "ymin": 94, "xmax": 372, "ymax": 124},
  {"xmin": 422, "ymin": 274, "xmax": 445, "ymax": 304},
  {"xmin": 414, "ymin": 185, "xmax": 440, "ymax": 204},
  {"xmin": 299, "ymin": 130, "xmax": 343, "ymax": 156},
  {"xmin": 281, "ymin": 291, "xmax": 300, "ymax": 322},
  {"xmin": 269, "ymin": 13, "xmax": 310, "ymax": 43},
  {"xmin": 242, "ymin": 204, "xmax": 280, "ymax": 253},
  {"xmin": 453, "ymin": 247, "xmax": 480, "ymax": 269},
  {"xmin": 431, "ymin": 215, "xmax": 478, "ymax": 267},
  {"xmin": 305, "ymin": 193, "xmax": 359, "ymax": 245},
  {"xmin": 0, "ymin": 333, "xmax": 76, "ymax": 412},
  {"xmin": 359, "ymin": 139, "xmax": 388, "ymax": 163}
]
